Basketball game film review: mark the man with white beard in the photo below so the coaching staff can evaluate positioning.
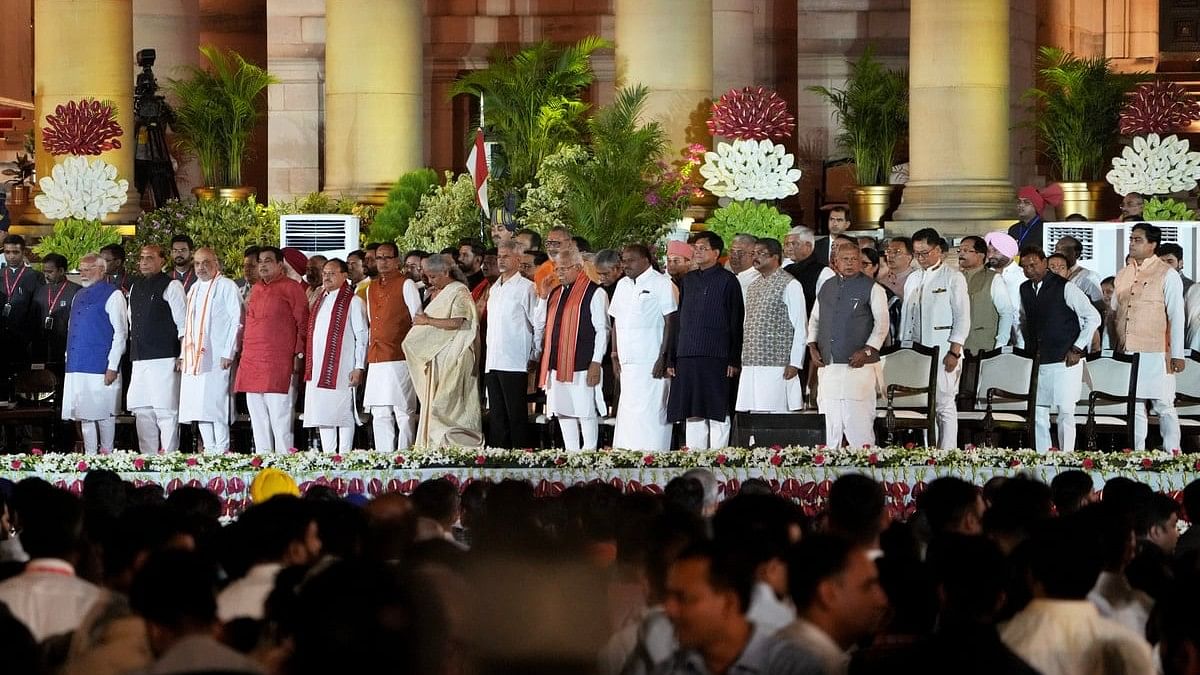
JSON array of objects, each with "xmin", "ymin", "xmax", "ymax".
[
  {"xmin": 178, "ymin": 248, "xmax": 242, "ymax": 454},
  {"xmin": 62, "ymin": 253, "xmax": 128, "ymax": 453},
  {"xmin": 125, "ymin": 246, "xmax": 186, "ymax": 453}
]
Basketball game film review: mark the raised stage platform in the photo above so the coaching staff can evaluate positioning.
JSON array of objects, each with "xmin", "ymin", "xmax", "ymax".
[{"xmin": 1, "ymin": 447, "xmax": 1195, "ymax": 518}]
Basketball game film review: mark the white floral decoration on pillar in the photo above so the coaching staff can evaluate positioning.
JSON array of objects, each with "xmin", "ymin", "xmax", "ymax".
[
  {"xmin": 33, "ymin": 155, "xmax": 129, "ymax": 221},
  {"xmin": 699, "ymin": 139, "xmax": 802, "ymax": 201},
  {"xmin": 1106, "ymin": 133, "xmax": 1200, "ymax": 196}
]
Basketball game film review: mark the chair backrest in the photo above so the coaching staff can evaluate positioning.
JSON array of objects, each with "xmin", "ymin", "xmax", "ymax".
[
  {"xmin": 14, "ymin": 369, "xmax": 56, "ymax": 404},
  {"xmin": 1177, "ymin": 350, "xmax": 1200, "ymax": 416},
  {"xmin": 972, "ymin": 347, "xmax": 1037, "ymax": 412},
  {"xmin": 878, "ymin": 341, "xmax": 939, "ymax": 409},
  {"xmin": 1079, "ymin": 351, "xmax": 1138, "ymax": 416}
]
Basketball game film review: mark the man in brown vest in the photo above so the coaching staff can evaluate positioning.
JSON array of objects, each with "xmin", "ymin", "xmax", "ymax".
[
  {"xmin": 958, "ymin": 235, "xmax": 1014, "ymax": 355},
  {"xmin": 1113, "ymin": 223, "xmax": 1185, "ymax": 451},
  {"xmin": 363, "ymin": 241, "xmax": 424, "ymax": 451}
]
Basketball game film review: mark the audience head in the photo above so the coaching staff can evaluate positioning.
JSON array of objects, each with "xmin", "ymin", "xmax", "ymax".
[
  {"xmin": 1159, "ymin": 242, "xmax": 1186, "ymax": 272},
  {"xmin": 788, "ymin": 533, "xmax": 888, "ymax": 648},
  {"xmin": 918, "ymin": 476, "xmax": 984, "ymax": 537},
  {"xmin": 1024, "ymin": 515, "xmax": 1103, "ymax": 600},
  {"xmin": 412, "ymin": 478, "xmax": 461, "ymax": 530},
  {"xmin": 663, "ymin": 541, "xmax": 755, "ymax": 648},
  {"xmin": 982, "ymin": 475, "xmax": 1053, "ymax": 553},
  {"xmin": 1050, "ymin": 470, "xmax": 1094, "ymax": 516},
  {"xmin": 1054, "ymin": 235, "xmax": 1084, "ymax": 267},
  {"xmin": 827, "ymin": 474, "xmax": 888, "ymax": 548},
  {"xmin": 236, "ymin": 495, "xmax": 321, "ymax": 568},
  {"xmin": 925, "ymin": 534, "xmax": 1008, "ymax": 623},
  {"xmin": 19, "ymin": 486, "xmax": 83, "ymax": 562}
]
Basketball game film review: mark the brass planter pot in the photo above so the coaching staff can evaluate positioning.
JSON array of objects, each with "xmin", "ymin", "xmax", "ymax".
[
  {"xmin": 847, "ymin": 185, "xmax": 903, "ymax": 229},
  {"xmin": 192, "ymin": 186, "xmax": 256, "ymax": 203},
  {"xmin": 1057, "ymin": 181, "xmax": 1111, "ymax": 221},
  {"xmin": 7, "ymin": 184, "xmax": 30, "ymax": 206}
]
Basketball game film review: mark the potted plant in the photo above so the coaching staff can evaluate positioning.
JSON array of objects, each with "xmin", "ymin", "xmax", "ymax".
[
  {"xmin": 2, "ymin": 153, "xmax": 35, "ymax": 206},
  {"xmin": 807, "ymin": 48, "xmax": 908, "ymax": 229},
  {"xmin": 168, "ymin": 45, "xmax": 277, "ymax": 202},
  {"xmin": 1024, "ymin": 46, "xmax": 1135, "ymax": 219}
]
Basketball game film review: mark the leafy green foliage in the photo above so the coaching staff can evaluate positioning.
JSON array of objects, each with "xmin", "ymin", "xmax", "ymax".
[
  {"xmin": 370, "ymin": 169, "xmax": 439, "ymax": 244},
  {"xmin": 1142, "ymin": 196, "xmax": 1196, "ymax": 221},
  {"xmin": 1024, "ymin": 46, "xmax": 1136, "ymax": 182},
  {"xmin": 518, "ymin": 145, "xmax": 589, "ymax": 234},
  {"xmin": 401, "ymin": 172, "xmax": 481, "ymax": 253},
  {"xmin": 808, "ymin": 48, "xmax": 908, "ymax": 186},
  {"xmin": 703, "ymin": 202, "xmax": 792, "ymax": 244},
  {"xmin": 560, "ymin": 86, "xmax": 682, "ymax": 250},
  {"xmin": 451, "ymin": 37, "xmax": 609, "ymax": 195},
  {"xmin": 34, "ymin": 219, "xmax": 122, "ymax": 270},
  {"xmin": 133, "ymin": 198, "xmax": 278, "ymax": 276}
]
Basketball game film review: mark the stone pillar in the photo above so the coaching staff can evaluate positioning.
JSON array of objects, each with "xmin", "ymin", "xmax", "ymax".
[
  {"xmin": 891, "ymin": 0, "xmax": 1014, "ymax": 233},
  {"xmin": 32, "ymin": 0, "xmax": 140, "ymax": 226},
  {"xmin": 134, "ymin": 0, "xmax": 201, "ymax": 196},
  {"xmin": 616, "ymin": 0, "xmax": 713, "ymax": 152},
  {"xmin": 324, "ymin": 0, "xmax": 424, "ymax": 205},
  {"xmin": 713, "ymin": 0, "xmax": 756, "ymax": 96}
]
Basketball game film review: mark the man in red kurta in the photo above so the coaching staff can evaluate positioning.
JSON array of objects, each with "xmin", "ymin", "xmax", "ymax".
[{"xmin": 235, "ymin": 246, "xmax": 310, "ymax": 453}]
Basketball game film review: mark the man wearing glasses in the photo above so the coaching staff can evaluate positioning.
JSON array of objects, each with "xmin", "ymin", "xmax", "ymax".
[
  {"xmin": 727, "ymin": 234, "xmax": 760, "ymax": 299},
  {"xmin": 364, "ymin": 242, "xmax": 424, "ymax": 452},
  {"xmin": 957, "ymin": 235, "xmax": 1013, "ymax": 356},
  {"xmin": 534, "ymin": 225, "xmax": 573, "ymax": 299},
  {"xmin": 899, "ymin": 228, "xmax": 969, "ymax": 449}
]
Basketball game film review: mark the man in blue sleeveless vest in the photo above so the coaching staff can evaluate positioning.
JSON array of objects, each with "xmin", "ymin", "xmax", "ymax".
[
  {"xmin": 1017, "ymin": 247, "xmax": 1100, "ymax": 453},
  {"xmin": 126, "ymin": 245, "xmax": 186, "ymax": 454},
  {"xmin": 62, "ymin": 253, "xmax": 128, "ymax": 454}
]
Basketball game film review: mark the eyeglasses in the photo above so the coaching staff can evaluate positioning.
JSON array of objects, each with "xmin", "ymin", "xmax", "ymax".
[{"xmin": 376, "ymin": 255, "xmax": 397, "ymax": 260}]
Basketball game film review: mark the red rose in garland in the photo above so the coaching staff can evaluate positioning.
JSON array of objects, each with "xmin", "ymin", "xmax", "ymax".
[
  {"xmin": 42, "ymin": 99, "xmax": 124, "ymax": 156},
  {"xmin": 708, "ymin": 86, "xmax": 795, "ymax": 140},
  {"xmin": 1119, "ymin": 81, "xmax": 1200, "ymax": 136}
]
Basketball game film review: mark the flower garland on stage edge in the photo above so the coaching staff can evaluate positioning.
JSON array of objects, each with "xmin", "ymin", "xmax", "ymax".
[{"xmin": 3, "ymin": 446, "xmax": 1198, "ymax": 476}]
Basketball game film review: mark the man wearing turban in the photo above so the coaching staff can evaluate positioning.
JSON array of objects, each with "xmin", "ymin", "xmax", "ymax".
[
  {"xmin": 985, "ymin": 232, "xmax": 1026, "ymax": 345},
  {"xmin": 1010, "ymin": 185, "xmax": 1064, "ymax": 252}
]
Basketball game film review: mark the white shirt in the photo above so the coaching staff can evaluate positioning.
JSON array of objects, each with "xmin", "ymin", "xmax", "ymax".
[
  {"xmin": 900, "ymin": 262, "xmax": 970, "ymax": 352},
  {"xmin": 745, "ymin": 582, "xmax": 796, "ymax": 635},
  {"xmin": 129, "ymin": 276, "xmax": 187, "ymax": 340},
  {"xmin": 776, "ymin": 618, "xmax": 848, "ymax": 675},
  {"xmin": 0, "ymin": 558, "xmax": 102, "ymax": 642},
  {"xmin": 1067, "ymin": 265, "xmax": 1103, "ymax": 303},
  {"xmin": 814, "ymin": 266, "xmax": 836, "ymax": 295},
  {"xmin": 997, "ymin": 262, "xmax": 1026, "ymax": 342},
  {"xmin": 807, "ymin": 279, "xmax": 890, "ymax": 354},
  {"xmin": 1185, "ymin": 281, "xmax": 1200, "ymax": 350},
  {"xmin": 1087, "ymin": 571, "xmax": 1152, "ymax": 638},
  {"xmin": 1017, "ymin": 278, "xmax": 1102, "ymax": 353},
  {"xmin": 736, "ymin": 267, "xmax": 761, "ymax": 299},
  {"xmin": 549, "ymin": 284, "xmax": 609, "ymax": 366},
  {"xmin": 609, "ymin": 269, "xmax": 677, "ymax": 366},
  {"xmin": 485, "ymin": 272, "xmax": 545, "ymax": 372},
  {"xmin": 216, "ymin": 562, "xmax": 284, "ymax": 622},
  {"xmin": 1000, "ymin": 599, "xmax": 1153, "ymax": 675}
]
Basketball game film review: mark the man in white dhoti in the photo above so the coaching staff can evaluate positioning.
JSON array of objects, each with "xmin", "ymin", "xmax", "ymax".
[
  {"xmin": 1113, "ymin": 223, "xmax": 1186, "ymax": 451},
  {"xmin": 609, "ymin": 244, "xmax": 676, "ymax": 451},
  {"xmin": 62, "ymin": 254, "xmax": 128, "ymax": 454},
  {"xmin": 539, "ymin": 248, "xmax": 609, "ymax": 452},
  {"xmin": 484, "ymin": 240, "xmax": 545, "ymax": 448},
  {"xmin": 1017, "ymin": 247, "xmax": 1101, "ymax": 453},
  {"xmin": 126, "ymin": 246, "xmax": 186, "ymax": 453},
  {"xmin": 900, "ymin": 228, "xmax": 970, "ymax": 449},
  {"xmin": 363, "ymin": 242, "xmax": 423, "ymax": 452},
  {"xmin": 735, "ymin": 238, "xmax": 807, "ymax": 413},
  {"xmin": 179, "ymin": 248, "xmax": 242, "ymax": 454},
  {"xmin": 808, "ymin": 243, "xmax": 889, "ymax": 448},
  {"xmin": 303, "ymin": 259, "xmax": 367, "ymax": 453}
]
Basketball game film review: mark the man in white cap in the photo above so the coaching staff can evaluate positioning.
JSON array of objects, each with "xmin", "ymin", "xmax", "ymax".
[{"xmin": 985, "ymin": 231, "xmax": 1025, "ymax": 343}]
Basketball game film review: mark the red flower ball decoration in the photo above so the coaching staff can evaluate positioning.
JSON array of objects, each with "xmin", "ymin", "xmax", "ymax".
[
  {"xmin": 708, "ymin": 86, "xmax": 795, "ymax": 140},
  {"xmin": 42, "ymin": 99, "xmax": 124, "ymax": 156},
  {"xmin": 1119, "ymin": 81, "xmax": 1200, "ymax": 136}
]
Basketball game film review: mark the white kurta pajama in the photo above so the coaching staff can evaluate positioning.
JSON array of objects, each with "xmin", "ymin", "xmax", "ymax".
[
  {"xmin": 735, "ymin": 277, "xmax": 808, "ymax": 412},
  {"xmin": 62, "ymin": 290, "xmax": 128, "ymax": 454},
  {"xmin": 545, "ymin": 288, "xmax": 609, "ymax": 452},
  {"xmin": 809, "ymin": 282, "xmax": 889, "ymax": 448},
  {"xmin": 900, "ymin": 262, "xmax": 971, "ymax": 449},
  {"xmin": 126, "ymin": 278, "xmax": 187, "ymax": 454},
  {"xmin": 303, "ymin": 289, "xmax": 368, "ymax": 453},
  {"xmin": 363, "ymin": 278, "xmax": 424, "ymax": 452},
  {"xmin": 609, "ymin": 269, "xmax": 677, "ymax": 451},
  {"xmin": 179, "ymin": 276, "xmax": 242, "ymax": 453}
]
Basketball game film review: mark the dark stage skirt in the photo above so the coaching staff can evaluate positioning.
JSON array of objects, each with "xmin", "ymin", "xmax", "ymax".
[{"xmin": 668, "ymin": 356, "xmax": 733, "ymax": 423}]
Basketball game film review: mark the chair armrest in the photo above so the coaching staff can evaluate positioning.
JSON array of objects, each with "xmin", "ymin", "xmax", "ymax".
[
  {"xmin": 886, "ymin": 384, "xmax": 930, "ymax": 399},
  {"xmin": 1177, "ymin": 393, "xmax": 1200, "ymax": 406},
  {"xmin": 1088, "ymin": 391, "xmax": 1127, "ymax": 405},
  {"xmin": 986, "ymin": 387, "xmax": 1030, "ymax": 404}
]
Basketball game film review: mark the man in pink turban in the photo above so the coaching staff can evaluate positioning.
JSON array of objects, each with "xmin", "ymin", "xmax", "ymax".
[
  {"xmin": 666, "ymin": 239, "xmax": 694, "ymax": 288},
  {"xmin": 1010, "ymin": 185, "xmax": 1064, "ymax": 251},
  {"xmin": 985, "ymin": 231, "xmax": 1025, "ymax": 343}
]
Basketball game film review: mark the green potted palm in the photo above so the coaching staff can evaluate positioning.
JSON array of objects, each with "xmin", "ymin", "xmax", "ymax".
[
  {"xmin": 807, "ymin": 48, "xmax": 908, "ymax": 229},
  {"xmin": 1024, "ymin": 46, "xmax": 1135, "ymax": 219},
  {"xmin": 168, "ymin": 45, "xmax": 277, "ymax": 202},
  {"xmin": 2, "ymin": 152, "xmax": 35, "ymax": 207}
]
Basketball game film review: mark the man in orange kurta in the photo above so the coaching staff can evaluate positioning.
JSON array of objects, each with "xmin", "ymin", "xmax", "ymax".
[{"xmin": 235, "ymin": 246, "xmax": 310, "ymax": 453}]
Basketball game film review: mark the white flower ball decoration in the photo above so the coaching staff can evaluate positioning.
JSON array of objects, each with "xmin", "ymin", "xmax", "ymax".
[
  {"xmin": 1106, "ymin": 133, "xmax": 1200, "ymax": 196},
  {"xmin": 34, "ymin": 155, "xmax": 129, "ymax": 221},
  {"xmin": 699, "ymin": 139, "xmax": 802, "ymax": 201}
]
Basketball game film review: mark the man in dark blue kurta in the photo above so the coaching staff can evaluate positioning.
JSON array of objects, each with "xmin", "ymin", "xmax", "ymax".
[{"xmin": 666, "ymin": 231, "xmax": 744, "ymax": 450}]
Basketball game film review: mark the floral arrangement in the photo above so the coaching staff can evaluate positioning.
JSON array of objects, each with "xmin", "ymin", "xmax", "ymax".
[
  {"xmin": 31, "ymin": 218, "xmax": 122, "ymax": 270},
  {"xmin": 1119, "ymin": 81, "xmax": 1200, "ymax": 136},
  {"xmin": 41, "ymin": 99, "xmax": 123, "ymax": 156},
  {"xmin": 699, "ymin": 139, "xmax": 802, "ymax": 201},
  {"xmin": 703, "ymin": 201, "xmax": 792, "ymax": 244},
  {"xmin": 708, "ymin": 87, "xmax": 796, "ymax": 140},
  {"xmin": 1106, "ymin": 133, "xmax": 1200, "ymax": 196},
  {"xmin": 33, "ymin": 155, "xmax": 129, "ymax": 220},
  {"xmin": 1142, "ymin": 196, "xmax": 1197, "ymax": 221}
]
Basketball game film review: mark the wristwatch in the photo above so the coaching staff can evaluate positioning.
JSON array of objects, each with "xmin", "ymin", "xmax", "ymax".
[{"xmin": 863, "ymin": 346, "xmax": 874, "ymax": 356}]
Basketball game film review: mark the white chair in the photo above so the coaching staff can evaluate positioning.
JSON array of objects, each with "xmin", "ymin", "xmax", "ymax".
[
  {"xmin": 957, "ymin": 347, "xmax": 1038, "ymax": 447},
  {"xmin": 876, "ymin": 341, "xmax": 939, "ymax": 446},
  {"xmin": 1173, "ymin": 350, "xmax": 1200, "ymax": 440},
  {"xmin": 1078, "ymin": 350, "xmax": 1139, "ymax": 451}
]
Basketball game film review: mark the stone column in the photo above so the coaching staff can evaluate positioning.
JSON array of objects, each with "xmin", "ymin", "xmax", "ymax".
[
  {"xmin": 134, "ymin": 0, "xmax": 201, "ymax": 196},
  {"xmin": 891, "ymin": 0, "xmax": 1014, "ymax": 232},
  {"xmin": 324, "ymin": 0, "xmax": 424, "ymax": 205},
  {"xmin": 32, "ymin": 0, "xmax": 140, "ymax": 226},
  {"xmin": 713, "ymin": 0, "xmax": 756, "ymax": 96},
  {"xmin": 616, "ymin": 0, "xmax": 713, "ymax": 152}
]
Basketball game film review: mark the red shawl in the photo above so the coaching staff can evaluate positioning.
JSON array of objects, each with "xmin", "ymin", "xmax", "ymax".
[
  {"xmin": 304, "ymin": 283, "xmax": 355, "ymax": 389},
  {"xmin": 539, "ymin": 279, "xmax": 592, "ymax": 387}
]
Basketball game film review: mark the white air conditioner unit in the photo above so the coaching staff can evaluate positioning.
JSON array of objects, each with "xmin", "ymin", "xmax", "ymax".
[
  {"xmin": 1043, "ymin": 221, "xmax": 1125, "ymax": 280},
  {"xmin": 279, "ymin": 214, "xmax": 360, "ymax": 261}
]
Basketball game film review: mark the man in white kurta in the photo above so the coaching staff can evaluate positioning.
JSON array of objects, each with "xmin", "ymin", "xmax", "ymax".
[
  {"xmin": 808, "ymin": 244, "xmax": 889, "ymax": 448},
  {"xmin": 1017, "ymin": 249, "xmax": 1102, "ymax": 453},
  {"xmin": 484, "ymin": 240, "xmax": 545, "ymax": 449},
  {"xmin": 363, "ymin": 242, "xmax": 424, "ymax": 452},
  {"xmin": 303, "ymin": 260, "xmax": 368, "ymax": 453},
  {"xmin": 900, "ymin": 229, "xmax": 970, "ymax": 449},
  {"xmin": 985, "ymin": 232, "xmax": 1026, "ymax": 343},
  {"xmin": 1112, "ymin": 223, "xmax": 1186, "ymax": 451},
  {"xmin": 62, "ymin": 254, "xmax": 128, "ymax": 454},
  {"xmin": 126, "ymin": 246, "xmax": 186, "ymax": 454},
  {"xmin": 609, "ymin": 244, "xmax": 677, "ymax": 451},
  {"xmin": 736, "ymin": 238, "xmax": 807, "ymax": 412},
  {"xmin": 179, "ymin": 248, "xmax": 242, "ymax": 454}
]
